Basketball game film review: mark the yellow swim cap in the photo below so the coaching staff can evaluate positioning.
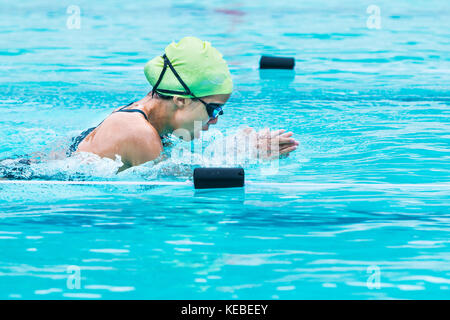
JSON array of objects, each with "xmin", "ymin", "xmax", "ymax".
[{"xmin": 144, "ymin": 36, "xmax": 233, "ymax": 98}]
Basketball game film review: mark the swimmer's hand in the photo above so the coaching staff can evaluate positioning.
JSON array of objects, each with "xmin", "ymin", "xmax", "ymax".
[{"xmin": 242, "ymin": 128, "xmax": 299, "ymax": 159}]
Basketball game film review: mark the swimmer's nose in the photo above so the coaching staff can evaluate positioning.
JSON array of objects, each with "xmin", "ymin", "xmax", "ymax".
[{"xmin": 207, "ymin": 117, "xmax": 218, "ymax": 125}]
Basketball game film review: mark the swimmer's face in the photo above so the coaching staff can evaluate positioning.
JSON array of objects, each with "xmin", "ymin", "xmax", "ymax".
[{"xmin": 172, "ymin": 93, "xmax": 230, "ymax": 141}]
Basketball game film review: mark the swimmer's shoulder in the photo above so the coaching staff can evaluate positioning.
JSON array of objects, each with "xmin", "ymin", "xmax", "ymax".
[
  {"xmin": 77, "ymin": 112, "xmax": 162, "ymax": 166},
  {"xmin": 116, "ymin": 117, "xmax": 163, "ymax": 167}
]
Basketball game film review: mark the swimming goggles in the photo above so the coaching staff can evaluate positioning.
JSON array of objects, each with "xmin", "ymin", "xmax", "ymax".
[{"xmin": 152, "ymin": 54, "xmax": 224, "ymax": 119}]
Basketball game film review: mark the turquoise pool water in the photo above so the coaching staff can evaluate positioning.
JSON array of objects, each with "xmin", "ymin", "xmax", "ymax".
[{"xmin": 0, "ymin": 0, "xmax": 449, "ymax": 299}]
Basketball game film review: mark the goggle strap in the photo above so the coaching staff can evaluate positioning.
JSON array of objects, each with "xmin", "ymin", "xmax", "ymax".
[
  {"xmin": 152, "ymin": 54, "xmax": 195, "ymax": 98},
  {"xmin": 155, "ymin": 88, "xmax": 192, "ymax": 95},
  {"xmin": 162, "ymin": 54, "xmax": 195, "ymax": 97},
  {"xmin": 151, "ymin": 56, "xmax": 168, "ymax": 94},
  {"xmin": 153, "ymin": 54, "xmax": 223, "ymax": 118}
]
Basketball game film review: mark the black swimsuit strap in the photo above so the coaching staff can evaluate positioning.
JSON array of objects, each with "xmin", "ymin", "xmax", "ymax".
[
  {"xmin": 68, "ymin": 101, "xmax": 167, "ymax": 156},
  {"xmin": 114, "ymin": 102, "xmax": 149, "ymax": 121},
  {"xmin": 114, "ymin": 102, "xmax": 164, "ymax": 139}
]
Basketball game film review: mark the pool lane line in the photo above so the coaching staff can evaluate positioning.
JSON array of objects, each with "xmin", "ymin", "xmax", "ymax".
[
  {"xmin": 1, "ymin": 180, "xmax": 450, "ymax": 189},
  {"xmin": 0, "ymin": 180, "xmax": 189, "ymax": 186}
]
